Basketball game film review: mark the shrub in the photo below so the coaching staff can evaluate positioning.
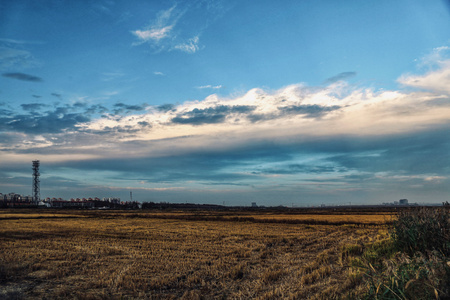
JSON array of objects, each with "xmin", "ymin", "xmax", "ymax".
[
  {"xmin": 390, "ymin": 207, "xmax": 450, "ymax": 256},
  {"xmin": 359, "ymin": 207, "xmax": 450, "ymax": 299}
]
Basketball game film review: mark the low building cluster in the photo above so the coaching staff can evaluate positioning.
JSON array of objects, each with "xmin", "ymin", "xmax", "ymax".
[
  {"xmin": 382, "ymin": 199, "xmax": 416, "ymax": 206},
  {"xmin": 1, "ymin": 192, "xmax": 140, "ymax": 209},
  {"xmin": 0, "ymin": 192, "xmax": 35, "ymax": 207}
]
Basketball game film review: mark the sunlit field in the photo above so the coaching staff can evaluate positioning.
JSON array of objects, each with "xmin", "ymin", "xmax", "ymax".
[{"xmin": 0, "ymin": 209, "xmax": 390, "ymax": 299}]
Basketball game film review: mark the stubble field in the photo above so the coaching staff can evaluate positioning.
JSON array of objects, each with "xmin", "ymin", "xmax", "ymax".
[{"xmin": 0, "ymin": 209, "xmax": 391, "ymax": 299}]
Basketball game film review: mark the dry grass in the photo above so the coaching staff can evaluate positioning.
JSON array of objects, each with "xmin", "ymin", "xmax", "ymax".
[
  {"xmin": 0, "ymin": 212, "xmax": 84, "ymax": 219},
  {"xmin": 109, "ymin": 210, "xmax": 393, "ymax": 225},
  {"xmin": 0, "ymin": 209, "xmax": 389, "ymax": 299}
]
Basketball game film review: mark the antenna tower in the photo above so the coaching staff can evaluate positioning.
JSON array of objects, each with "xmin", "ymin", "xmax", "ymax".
[{"xmin": 32, "ymin": 160, "xmax": 40, "ymax": 204}]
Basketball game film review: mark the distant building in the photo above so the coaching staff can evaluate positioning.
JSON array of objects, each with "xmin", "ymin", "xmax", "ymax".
[
  {"xmin": 399, "ymin": 199, "xmax": 408, "ymax": 205},
  {"xmin": 251, "ymin": 202, "xmax": 257, "ymax": 207},
  {"xmin": 103, "ymin": 197, "xmax": 121, "ymax": 204},
  {"xmin": 0, "ymin": 192, "xmax": 36, "ymax": 207}
]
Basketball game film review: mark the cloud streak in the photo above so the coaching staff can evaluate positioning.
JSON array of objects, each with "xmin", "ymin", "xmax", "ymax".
[
  {"xmin": 2, "ymin": 72, "xmax": 42, "ymax": 82},
  {"xmin": 325, "ymin": 71, "xmax": 356, "ymax": 84},
  {"xmin": 133, "ymin": 27, "xmax": 173, "ymax": 43}
]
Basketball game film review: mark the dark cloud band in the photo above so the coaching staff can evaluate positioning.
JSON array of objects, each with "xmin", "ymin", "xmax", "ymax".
[
  {"xmin": 171, "ymin": 105, "xmax": 256, "ymax": 125},
  {"xmin": 2, "ymin": 72, "xmax": 43, "ymax": 82}
]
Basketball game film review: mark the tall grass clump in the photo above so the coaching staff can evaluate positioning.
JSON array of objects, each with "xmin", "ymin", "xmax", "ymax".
[
  {"xmin": 391, "ymin": 207, "xmax": 450, "ymax": 257},
  {"xmin": 363, "ymin": 253, "xmax": 450, "ymax": 299},
  {"xmin": 360, "ymin": 206, "xmax": 450, "ymax": 299}
]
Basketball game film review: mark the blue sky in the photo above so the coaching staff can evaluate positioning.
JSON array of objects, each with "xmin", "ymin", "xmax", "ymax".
[{"xmin": 1, "ymin": 0, "xmax": 450, "ymax": 206}]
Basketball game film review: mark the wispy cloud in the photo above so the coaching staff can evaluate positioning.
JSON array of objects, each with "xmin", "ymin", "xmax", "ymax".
[
  {"xmin": 196, "ymin": 84, "xmax": 223, "ymax": 89},
  {"xmin": 174, "ymin": 36, "xmax": 201, "ymax": 54},
  {"xmin": 0, "ymin": 47, "xmax": 37, "ymax": 70},
  {"xmin": 416, "ymin": 46, "xmax": 450, "ymax": 68},
  {"xmin": 131, "ymin": 1, "xmax": 227, "ymax": 53},
  {"xmin": 101, "ymin": 71, "xmax": 125, "ymax": 82},
  {"xmin": 0, "ymin": 38, "xmax": 43, "ymax": 70},
  {"xmin": 103, "ymin": 91, "xmax": 119, "ymax": 96},
  {"xmin": 131, "ymin": 5, "xmax": 180, "ymax": 47},
  {"xmin": 0, "ymin": 38, "xmax": 44, "ymax": 45},
  {"xmin": 154, "ymin": 71, "xmax": 165, "ymax": 76}
]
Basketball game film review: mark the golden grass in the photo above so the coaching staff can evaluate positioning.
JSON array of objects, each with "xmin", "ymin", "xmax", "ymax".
[
  {"xmin": 228, "ymin": 213, "xmax": 391, "ymax": 224},
  {"xmin": 0, "ymin": 209, "xmax": 389, "ymax": 299}
]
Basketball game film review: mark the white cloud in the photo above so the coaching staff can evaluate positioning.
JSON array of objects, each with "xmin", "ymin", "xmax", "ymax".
[
  {"xmin": 71, "ymin": 60, "xmax": 450, "ymax": 161},
  {"xmin": 197, "ymin": 84, "xmax": 222, "ymax": 89},
  {"xmin": 132, "ymin": 26, "xmax": 173, "ymax": 43},
  {"xmin": 154, "ymin": 71, "xmax": 165, "ymax": 76},
  {"xmin": 399, "ymin": 46, "xmax": 450, "ymax": 94},
  {"xmin": 398, "ymin": 60, "xmax": 450, "ymax": 94},
  {"xmin": 6, "ymin": 48, "xmax": 450, "ymax": 164}
]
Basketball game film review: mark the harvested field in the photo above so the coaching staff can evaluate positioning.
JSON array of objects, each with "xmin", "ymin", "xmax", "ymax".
[
  {"xmin": 130, "ymin": 211, "xmax": 392, "ymax": 225},
  {"xmin": 0, "ymin": 209, "xmax": 390, "ymax": 299}
]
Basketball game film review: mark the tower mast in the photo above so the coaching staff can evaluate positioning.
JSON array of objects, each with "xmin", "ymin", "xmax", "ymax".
[{"xmin": 32, "ymin": 160, "xmax": 40, "ymax": 204}]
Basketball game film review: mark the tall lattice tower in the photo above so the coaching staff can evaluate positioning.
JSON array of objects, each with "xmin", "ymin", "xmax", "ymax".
[{"xmin": 32, "ymin": 160, "xmax": 40, "ymax": 204}]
